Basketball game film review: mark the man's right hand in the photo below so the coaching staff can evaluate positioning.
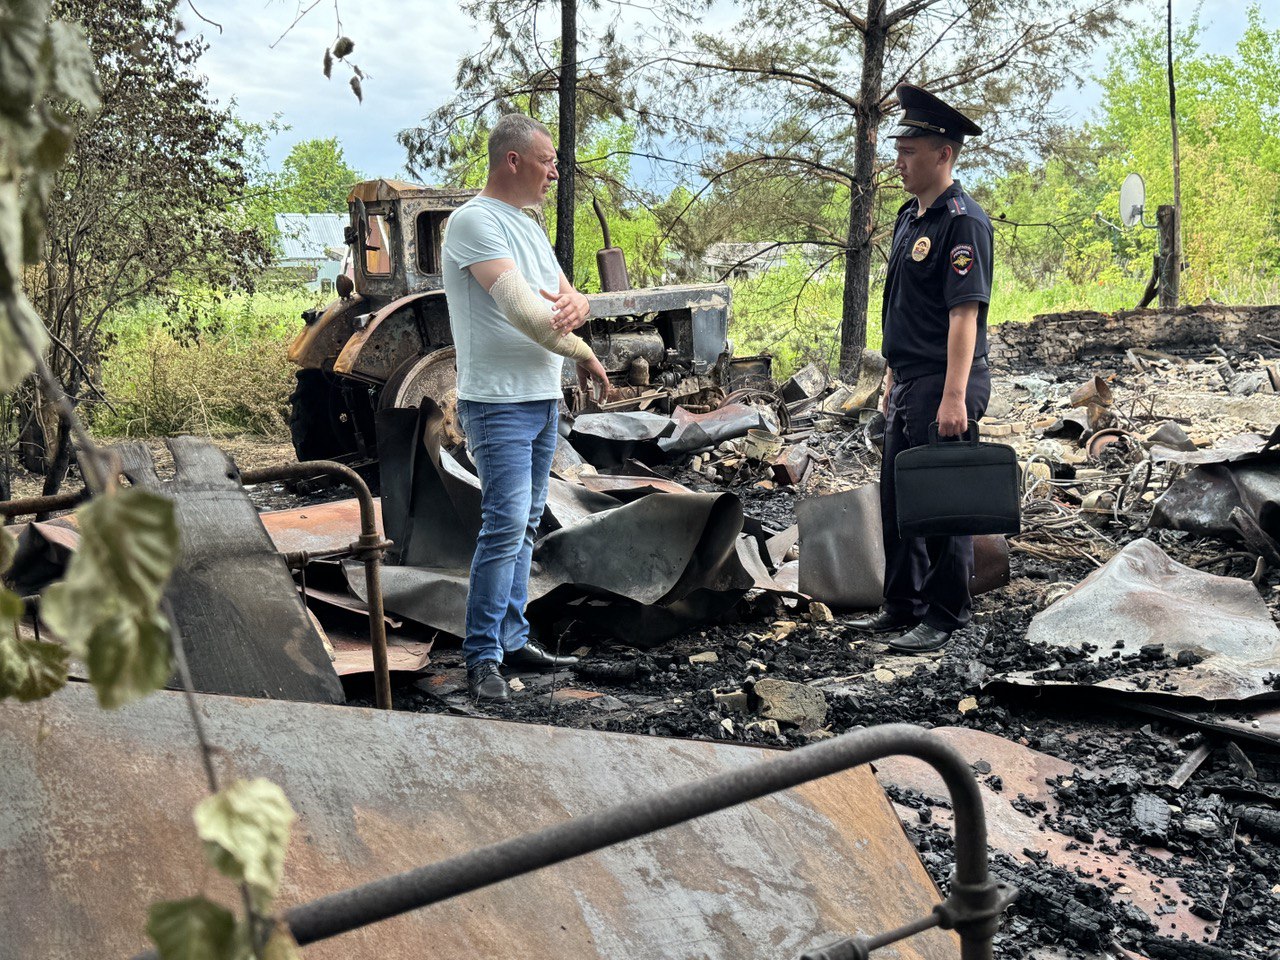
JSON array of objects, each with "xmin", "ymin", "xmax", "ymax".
[
  {"xmin": 577, "ymin": 355, "xmax": 610, "ymax": 403},
  {"xmin": 880, "ymin": 371, "xmax": 894, "ymax": 416}
]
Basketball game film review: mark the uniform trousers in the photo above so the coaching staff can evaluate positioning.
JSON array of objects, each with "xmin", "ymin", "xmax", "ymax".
[{"xmin": 878, "ymin": 364, "xmax": 992, "ymax": 632}]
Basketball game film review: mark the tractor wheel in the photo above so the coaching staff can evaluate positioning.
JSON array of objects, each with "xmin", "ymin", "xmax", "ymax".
[
  {"xmin": 287, "ymin": 368, "xmax": 361, "ymax": 462},
  {"xmin": 379, "ymin": 348, "xmax": 465, "ymax": 448}
]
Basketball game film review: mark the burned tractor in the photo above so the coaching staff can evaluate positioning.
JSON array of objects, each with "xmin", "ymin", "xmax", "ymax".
[{"xmin": 286, "ymin": 178, "xmax": 748, "ymax": 463}]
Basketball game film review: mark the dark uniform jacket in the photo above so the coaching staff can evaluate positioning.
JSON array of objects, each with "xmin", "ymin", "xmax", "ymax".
[{"xmin": 881, "ymin": 181, "xmax": 992, "ymax": 381}]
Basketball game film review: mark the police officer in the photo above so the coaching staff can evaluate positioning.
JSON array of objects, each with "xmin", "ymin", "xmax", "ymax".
[{"xmin": 850, "ymin": 83, "xmax": 993, "ymax": 654}]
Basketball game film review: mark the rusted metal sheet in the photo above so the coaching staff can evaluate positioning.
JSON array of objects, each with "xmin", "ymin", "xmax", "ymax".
[
  {"xmin": 1003, "ymin": 538, "xmax": 1280, "ymax": 703},
  {"xmin": 797, "ymin": 484, "xmax": 884, "ymax": 609},
  {"xmin": 657, "ymin": 403, "xmax": 775, "ymax": 457},
  {"xmin": 327, "ymin": 630, "xmax": 431, "ymax": 676},
  {"xmin": 0, "ymin": 684, "xmax": 956, "ymax": 960},
  {"xmin": 971, "ymin": 534, "xmax": 1010, "ymax": 596},
  {"xmin": 370, "ymin": 404, "xmax": 773, "ymax": 641},
  {"xmin": 1148, "ymin": 426, "xmax": 1280, "ymax": 466},
  {"xmin": 873, "ymin": 726, "xmax": 1218, "ymax": 943},
  {"xmin": 332, "ymin": 290, "xmax": 448, "ymax": 382},
  {"xmin": 572, "ymin": 410, "xmax": 674, "ymax": 442},
  {"xmin": 300, "ymin": 584, "xmax": 401, "ymax": 629},
  {"xmin": 347, "ymin": 179, "xmax": 477, "ymax": 204},
  {"xmin": 113, "ymin": 439, "xmax": 344, "ymax": 704},
  {"xmin": 541, "ymin": 478, "xmax": 620, "ymax": 530},
  {"xmin": 260, "ymin": 498, "xmax": 383, "ymax": 556},
  {"xmin": 1150, "ymin": 459, "xmax": 1280, "ymax": 543},
  {"xmin": 576, "ymin": 474, "xmax": 691, "ymax": 497},
  {"xmin": 287, "ymin": 294, "xmax": 367, "ymax": 369}
]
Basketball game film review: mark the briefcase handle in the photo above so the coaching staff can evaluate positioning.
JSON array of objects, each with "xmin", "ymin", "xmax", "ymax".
[{"xmin": 927, "ymin": 419, "xmax": 981, "ymax": 446}]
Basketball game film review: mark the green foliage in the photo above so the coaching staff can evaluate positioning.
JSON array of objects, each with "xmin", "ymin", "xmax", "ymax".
[
  {"xmin": 195, "ymin": 778, "xmax": 296, "ymax": 910},
  {"xmin": 727, "ymin": 257, "xmax": 878, "ymax": 380},
  {"xmin": 557, "ymin": 122, "xmax": 672, "ymax": 289},
  {"xmin": 93, "ymin": 287, "xmax": 309, "ymax": 439},
  {"xmin": 23, "ymin": 0, "xmax": 272, "ymax": 463},
  {"xmin": 0, "ymin": 630, "xmax": 69, "ymax": 702},
  {"xmin": 277, "ymin": 137, "xmax": 362, "ymax": 214},
  {"xmin": 147, "ymin": 897, "xmax": 242, "ymax": 960},
  {"xmin": 41, "ymin": 488, "xmax": 179, "ymax": 708},
  {"xmin": 0, "ymin": 0, "xmax": 99, "ymax": 389},
  {"xmin": 1, "ymin": 523, "xmax": 69, "ymax": 701},
  {"xmin": 982, "ymin": 6, "xmax": 1280, "ymax": 303}
]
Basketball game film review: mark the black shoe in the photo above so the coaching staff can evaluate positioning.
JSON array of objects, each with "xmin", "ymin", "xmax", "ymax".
[
  {"xmin": 504, "ymin": 641, "xmax": 579, "ymax": 672},
  {"xmin": 849, "ymin": 610, "xmax": 920, "ymax": 633},
  {"xmin": 467, "ymin": 661, "xmax": 511, "ymax": 700},
  {"xmin": 887, "ymin": 623, "xmax": 953, "ymax": 653}
]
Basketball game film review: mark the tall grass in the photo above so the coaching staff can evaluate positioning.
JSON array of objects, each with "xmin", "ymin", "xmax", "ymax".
[{"xmin": 94, "ymin": 285, "xmax": 322, "ymax": 439}]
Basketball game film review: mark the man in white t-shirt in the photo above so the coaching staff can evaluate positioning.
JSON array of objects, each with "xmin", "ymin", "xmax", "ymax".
[{"xmin": 442, "ymin": 113, "xmax": 609, "ymax": 701}]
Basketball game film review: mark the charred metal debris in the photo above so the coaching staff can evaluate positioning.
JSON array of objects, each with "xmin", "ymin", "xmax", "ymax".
[{"xmin": 4, "ymin": 306, "xmax": 1280, "ymax": 959}]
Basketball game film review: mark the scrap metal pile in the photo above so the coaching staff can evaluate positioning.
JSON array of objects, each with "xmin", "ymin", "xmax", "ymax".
[
  {"xmin": 6, "ymin": 309, "xmax": 1280, "ymax": 959},
  {"xmin": 318, "ymin": 323, "xmax": 1276, "ymax": 960}
]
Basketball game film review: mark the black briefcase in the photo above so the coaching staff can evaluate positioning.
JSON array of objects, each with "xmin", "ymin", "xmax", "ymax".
[{"xmin": 894, "ymin": 420, "xmax": 1021, "ymax": 537}]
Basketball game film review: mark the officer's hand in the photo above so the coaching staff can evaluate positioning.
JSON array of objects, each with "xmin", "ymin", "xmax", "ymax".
[
  {"xmin": 541, "ymin": 288, "xmax": 591, "ymax": 333},
  {"xmin": 577, "ymin": 355, "xmax": 610, "ymax": 403},
  {"xmin": 936, "ymin": 396, "xmax": 968, "ymax": 437}
]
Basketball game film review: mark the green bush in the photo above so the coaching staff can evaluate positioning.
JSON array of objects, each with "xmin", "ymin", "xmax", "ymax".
[
  {"xmin": 728, "ymin": 257, "xmax": 880, "ymax": 381},
  {"xmin": 94, "ymin": 287, "xmax": 319, "ymax": 439}
]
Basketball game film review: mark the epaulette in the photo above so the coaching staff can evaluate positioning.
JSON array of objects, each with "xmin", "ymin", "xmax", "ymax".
[{"xmin": 947, "ymin": 194, "xmax": 968, "ymax": 217}]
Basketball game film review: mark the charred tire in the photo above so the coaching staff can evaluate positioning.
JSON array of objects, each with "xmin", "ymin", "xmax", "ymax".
[{"xmin": 287, "ymin": 368, "xmax": 361, "ymax": 462}]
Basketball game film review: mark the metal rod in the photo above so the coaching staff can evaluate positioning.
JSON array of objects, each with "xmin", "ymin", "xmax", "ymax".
[
  {"xmin": 0, "ymin": 461, "xmax": 393, "ymax": 710},
  {"xmin": 240, "ymin": 462, "xmax": 392, "ymax": 711},
  {"xmin": 130, "ymin": 724, "xmax": 1002, "ymax": 960},
  {"xmin": 0, "ymin": 488, "xmax": 88, "ymax": 518}
]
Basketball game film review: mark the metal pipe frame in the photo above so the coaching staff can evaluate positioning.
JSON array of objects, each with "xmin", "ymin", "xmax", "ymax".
[
  {"xmin": 0, "ymin": 461, "xmax": 394, "ymax": 711},
  {"xmin": 239, "ymin": 462, "xmax": 393, "ymax": 711},
  {"xmin": 0, "ymin": 488, "xmax": 88, "ymax": 518},
  {"xmin": 130, "ymin": 723, "xmax": 1013, "ymax": 960}
]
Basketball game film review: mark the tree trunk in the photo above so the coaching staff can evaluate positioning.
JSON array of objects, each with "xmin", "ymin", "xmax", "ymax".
[
  {"xmin": 39, "ymin": 358, "xmax": 84, "ymax": 497},
  {"xmin": 554, "ymin": 0, "xmax": 578, "ymax": 283},
  {"xmin": 838, "ymin": 0, "xmax": 888, "ymax": 379}
]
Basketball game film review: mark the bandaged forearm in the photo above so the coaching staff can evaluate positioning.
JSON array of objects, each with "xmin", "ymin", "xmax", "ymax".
[{"xmin": 489, "ymin": 269, "xmax": 595, "ymax": 363}]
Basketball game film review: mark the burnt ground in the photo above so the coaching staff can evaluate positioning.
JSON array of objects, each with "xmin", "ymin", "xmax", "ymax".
[
  {"xmin": 10, "ymin": 344, "xmax": 1280, "ymax": 959},
  {"xmin": 368, "ymin": 548, "xmax": 1280, "ymax": 960},
  {"xmin": 365, "ymin": 346, "xmax": 1280, "ymax": 960}
]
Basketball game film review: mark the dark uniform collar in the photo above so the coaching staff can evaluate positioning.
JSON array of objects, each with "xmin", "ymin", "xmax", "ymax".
[{"xmin": 900, "ymin": 181, "xmax": 966, "ymax": 220}]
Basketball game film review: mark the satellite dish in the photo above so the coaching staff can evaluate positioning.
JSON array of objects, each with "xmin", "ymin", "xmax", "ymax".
[{"xmin": 1120, "ymin": 173, "xmax": 1146, "ymax": 228}]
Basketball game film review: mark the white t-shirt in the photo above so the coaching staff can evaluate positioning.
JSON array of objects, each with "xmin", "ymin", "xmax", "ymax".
[{"xmin": 442, "ymin": 196, "xmax": 565, "ymax": 403}]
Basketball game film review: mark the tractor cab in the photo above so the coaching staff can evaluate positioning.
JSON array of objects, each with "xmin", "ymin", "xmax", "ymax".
[{"xmin": 286, "ymin": 178, "xmax": 743, "ymax": 467}]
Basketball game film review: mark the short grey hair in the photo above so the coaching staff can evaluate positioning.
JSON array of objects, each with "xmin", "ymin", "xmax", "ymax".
[{"xmin": 488, "ymin": 114, "xmax": 552, "ymax": 167}]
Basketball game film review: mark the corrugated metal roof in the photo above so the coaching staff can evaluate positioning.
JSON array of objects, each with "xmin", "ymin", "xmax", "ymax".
[{"xmin": 274, "ymin": 213, "xmax": 347, "ymax": 262}]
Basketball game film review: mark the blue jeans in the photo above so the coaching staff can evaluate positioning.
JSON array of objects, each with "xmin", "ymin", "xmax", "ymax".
[{"xmin": 456, "ymin": 398, "xmax": 559, "ymax": 669}]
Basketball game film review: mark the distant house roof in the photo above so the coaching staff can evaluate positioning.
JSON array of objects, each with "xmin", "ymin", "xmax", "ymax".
[
  {"xmin": 702, "ymin": 241, "xmax": 833, "ymax": 273},
  {"xmin": 274, "ymin": 213, "xmax": 347, "ymax": 262}
]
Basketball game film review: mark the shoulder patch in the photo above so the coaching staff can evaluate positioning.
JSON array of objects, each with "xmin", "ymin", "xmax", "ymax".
[
  {"xmin": 948, "ymin": 196, "xmax": 968, "ymax": 217},
  {"xmin": 950, "ymin": 243, "xmax": 975, "ymax": 276}
]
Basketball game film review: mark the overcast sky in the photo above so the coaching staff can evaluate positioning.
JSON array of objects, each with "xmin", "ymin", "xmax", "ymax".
[{"xmin": 196, "ymin": 0, "xmax": 1273, "ymax": 185}]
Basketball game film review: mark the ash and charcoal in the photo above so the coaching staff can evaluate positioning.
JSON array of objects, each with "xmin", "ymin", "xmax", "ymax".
[
  {"xmin": 11, "ymin": 317, "xmax": 1280, "ymax": 958},
  {"xmin": 354, "ymin": 323, "xmax": 1280, "ymax": 959}
]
